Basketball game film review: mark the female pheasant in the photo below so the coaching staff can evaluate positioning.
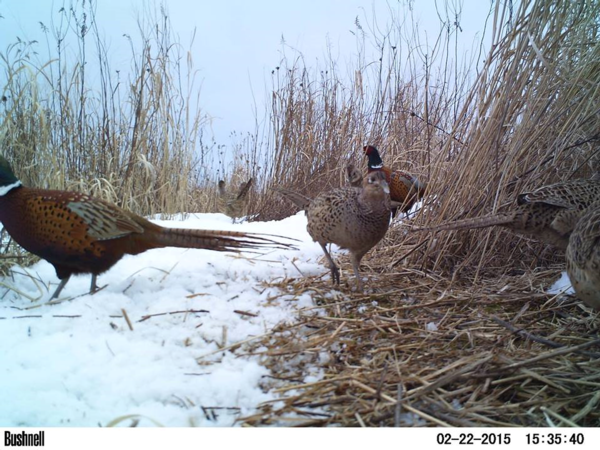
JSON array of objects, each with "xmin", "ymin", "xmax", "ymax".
[
  {"xmin": 274, "ymin": 170, "xmax": 391, "ymax": 291},
  {"xmin": 217, "ymin": 178, "xmax": 253, "ymax": 222},
  {"xmin": 346, "ymin": 163, "xmax": 363, "ymax": 188},
  {"xmin": 416, "ymin": 175, "xmax": 600, "ymax": 250},
  {"xmin": 364, "ymin": 145, "xmax": 427, "ymax": 216},
  {"xmin": 0, "ymin": 156, "xmax": 292, "ymax": 299},
  {"xmin": 566, "ymin": 200, "xmax": 600, "ymax": 310}
]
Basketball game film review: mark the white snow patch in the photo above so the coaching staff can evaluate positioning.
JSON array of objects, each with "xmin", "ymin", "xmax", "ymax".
[
  {"xmin": 548, "ymin": 272, "xmax": 575, "ymax": 295},
  {"xmin": 0, "ymin": 212, "xmax": 331, "ymax": 427},
  {"xmin": 396, "ymin": 412, "xmax": 427, "ymax": 426},
  {"xmin": 426, "ymin": 322, "xmax": 438, "ymax": 332}
]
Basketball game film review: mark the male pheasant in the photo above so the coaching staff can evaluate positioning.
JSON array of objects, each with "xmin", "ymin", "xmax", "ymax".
[
  {"xmin": 566, "ymin": 200, "xmax": 600, "ymax": 310},
  {"xmin": 416, "ymin": 175, "xmax": 600, "ymax": 250},
  {"xmin": 364, "ymin": 145, "xmax": 427, "ymax": 216},
  {"xmin": 218, "ymin": 178, "xmax": 253, "ymax": 222},
  {"xmin": 274, "ymin": 170, "xmax": 391, "ymax": 291},
  {"xmin": 0, "ymin": 156, "xmax": 292, "ymax": 299}
]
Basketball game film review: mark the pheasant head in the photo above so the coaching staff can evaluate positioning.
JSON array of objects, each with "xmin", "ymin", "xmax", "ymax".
[
  {"xmin": 363, "ymin": 145, "xmax": 384, "ymax": 171},
  {"xmin": 0, "ymin": 155, "xmax": 22, "ymax": 195}
]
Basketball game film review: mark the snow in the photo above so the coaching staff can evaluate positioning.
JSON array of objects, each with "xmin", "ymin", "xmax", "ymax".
[
  {"xmin": 548, "ymin": 272, "xmax": 575, "ymax": 295},
  {"xmin": 0, "ymin": 212, "xmax": 328, "ymax": 427},
  {"xmin": 425, "ymin": 322, "xmax": 438, "ymax": 332}
]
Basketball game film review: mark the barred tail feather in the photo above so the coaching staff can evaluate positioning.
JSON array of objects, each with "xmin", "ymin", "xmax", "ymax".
[
  {"xmin": 156, "ymin": 228, "xmax": 297, "ymax": 252},
  {"xmin": 272, "ymin": 187, "xmax": 312, "ymax": 210},
  {"xmin": 236, "ymin": 179, "xmax": 253, "ymax": 201},
  {"xmin": 414, "ymin": 214, "xmax": 513, "ymax": 232}
]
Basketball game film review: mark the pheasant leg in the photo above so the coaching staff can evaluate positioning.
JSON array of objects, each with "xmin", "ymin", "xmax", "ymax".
[
  {"xmin": 90, "ymin": 274, "xmax": 99, "ymax": 293},
  {"xmin": 350, "ymin": 253, "xmax": 364, "ymax": 292},
  {"xmin": 319, "ymin": 243, "xmax": 340, "ymax": 285},
  {"xmin": 50, "ymin": 275, "xmax": 71, "ymax": 300}
]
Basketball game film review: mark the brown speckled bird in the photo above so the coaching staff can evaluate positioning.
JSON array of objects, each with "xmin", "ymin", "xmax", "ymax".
[
  {"xmin": 218, "ymin": 178, "xmax": 253, "ymax": 222},
  {"xmin": 416, "ymin": 175, "xmax": 600, "ymax": 250},
  {"xmin": 364, "ymin": 145, "xmax": 427, "ymax": 216},
  {"xmin": 274, "ymin": 170, "xmax": 391, "ymax": 291},
  {"xmin": 346, "ymin": 163, "xmax": 363, "ymax": 187},
  {"xmin": 0, "ymin": 157, "xmax": 292, "ymax": 299},
  {"xmin": 566, "ymin": 200, "xmax": 600, "ymax": 310}
]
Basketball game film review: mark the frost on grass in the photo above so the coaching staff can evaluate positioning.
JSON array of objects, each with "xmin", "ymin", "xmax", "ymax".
[{"xmin": 0, "ymin": 212, "xmax": 328, "ymax": 427}]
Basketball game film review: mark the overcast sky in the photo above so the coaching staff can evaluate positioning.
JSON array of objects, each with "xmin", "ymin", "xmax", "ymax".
[{"xmin": 1, "ymin": 0, "xmax": 493, "ymax": 150}]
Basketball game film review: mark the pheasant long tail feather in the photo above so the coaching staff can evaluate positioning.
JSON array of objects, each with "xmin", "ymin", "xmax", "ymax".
[
  {"xmin": 272, "ymin": 187, "xmax": 312, "ymax": 210},
  {"xmin": 236, "ymin": 179, "xmax": 253, "ymax": 201},
  {"xmin": 415, "ymin": 213, "xmax": 513, "ymax": 232},
  {"xmin": 155, "ymin": 227, "xmax": 296, "ymax": 252}
]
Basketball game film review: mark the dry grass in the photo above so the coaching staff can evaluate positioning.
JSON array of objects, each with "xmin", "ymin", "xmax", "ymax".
[
  {"xmin": 0, "ymin": 3, "xmax": 210, "ymax": 217},
  {"xmin": 414, "ymin": 0, "xmax": 600, "ymax": 277},
  {"xmin": 249, "ymin": 2, "xmax": 477, "ymax": 220},
  {"xmin": 239, "ymin": 252, "xmax": 600, "ymax": 427},
  {"xmin": 252, "ymin": 0, "xmax": 600, "ymax": 278}
]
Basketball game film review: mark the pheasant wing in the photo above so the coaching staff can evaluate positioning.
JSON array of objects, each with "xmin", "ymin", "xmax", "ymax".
[
  {"xmin": 519, "ymin": 180, "xmax": 600, "ymax": 210},
  {"xmin": 67, "ymin": 197, "xmax": 144, "ymax": 240}
]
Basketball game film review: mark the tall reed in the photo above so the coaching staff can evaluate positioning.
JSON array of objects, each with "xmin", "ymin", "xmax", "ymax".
[
  {"xmin": 0, "ymin": 2, "xmax": 209, "ymax": 218},
  {"xmin": 251, "ymin": 0, "xmax": 600, "ymax": 279}
]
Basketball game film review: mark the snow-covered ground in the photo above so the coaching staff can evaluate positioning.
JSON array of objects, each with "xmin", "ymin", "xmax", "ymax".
[
  {"xmin": 0, "ymin": 212, "xmax": 327, "ymax": 427},
  {"xmin": 548, "ymin": 271, "xmax": 575, "ymax": 296}
]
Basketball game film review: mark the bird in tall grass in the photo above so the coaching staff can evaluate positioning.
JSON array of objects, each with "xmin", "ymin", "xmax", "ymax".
[
  {"xmin": 218, "ymin": 178, "xmax": 253, "ymax": 222},
  {"xmin": 274, "ymin": 170, "xmax": 391, "ymax": 291},
  {"xmin": 415, "ymin": 175, "xmax": 600, "ymax": 250},
  {"xmin": 566, "ymin": 199, "xmax": 600, "ymax": 310},
  {"xmin": 346, "ymin": 163, "xmax": 363, "ymax": 187},
  {"xmin": 0, "ymin": 156, "xmax": 293, "ymax": 299},
  {"xmin": 364, "ymin": 145, "xmax": 427, "ymax": 217}
]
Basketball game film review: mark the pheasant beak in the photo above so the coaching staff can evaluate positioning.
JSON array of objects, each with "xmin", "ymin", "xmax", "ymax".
[{"xmin": 380, "ymin": 179, "xmax": 390, "ymax": 194}]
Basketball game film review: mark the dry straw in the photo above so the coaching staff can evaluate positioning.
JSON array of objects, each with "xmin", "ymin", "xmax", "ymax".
[{"xmin": 238, "ymin": 266, "xmax": 600, "ymax": 427}]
